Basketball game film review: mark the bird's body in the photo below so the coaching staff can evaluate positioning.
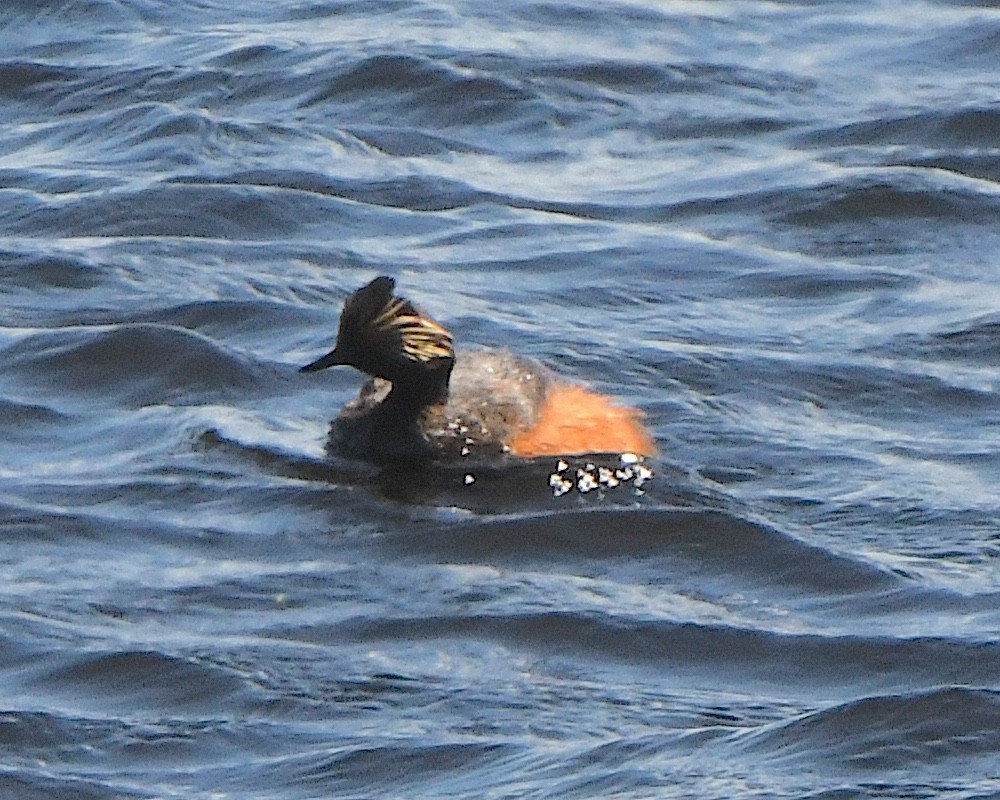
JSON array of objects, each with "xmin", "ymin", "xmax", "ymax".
[{"xmin": 301, "ymin": 276, "xmax": 656, "ymax": 464}]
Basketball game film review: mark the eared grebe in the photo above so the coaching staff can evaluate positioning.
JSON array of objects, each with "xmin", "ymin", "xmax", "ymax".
[{"xmin": 300, "ymin": 276, "xmax": 656, "ymax": 465}]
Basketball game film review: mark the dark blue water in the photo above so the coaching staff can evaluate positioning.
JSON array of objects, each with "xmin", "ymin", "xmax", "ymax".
[{"xmin": 2, "ymin": 1, "xmax": 1000, "ymax": 797}]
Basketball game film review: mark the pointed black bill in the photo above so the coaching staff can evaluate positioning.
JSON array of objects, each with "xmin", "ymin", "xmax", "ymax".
[{"xmin": 300, "ymin": 348, "xmax": 347, "ymax": 373}]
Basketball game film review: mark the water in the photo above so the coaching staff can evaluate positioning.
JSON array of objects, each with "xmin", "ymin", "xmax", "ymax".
[{"xmin": 2, "ymin": 0, "xmax": 1000, "ymax": 797}]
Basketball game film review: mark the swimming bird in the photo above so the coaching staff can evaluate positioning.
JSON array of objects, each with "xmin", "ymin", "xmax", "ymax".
[{"xmin": 300, "ymin": 276, "xmax": 656, "ymax": 465}]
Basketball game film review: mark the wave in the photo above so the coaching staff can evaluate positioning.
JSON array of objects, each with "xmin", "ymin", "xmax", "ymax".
[
  {"xmin": 0, "ymin": 250, "xmax": 104, "ymax": 290},
  {"xmin": 0, "ymin": 398, "xmax": 67, "ymax": 429},
  {"xmin": 285, "ymin": 611, "xmax": 1000, "ymax": 692},
  {"xmin": 670, "ymin": 350, "xmax": 997, "ymax": 422},
  {"xmin": 6, "ymin": 181, "xmax": 340, "ymax": 239},
  {"xmin": 780, "ymin": 177, "xmax": 1000, "ymax": 227},
  {"xmin": 302, "ymin": 53, "xmax": 543, "ymax": 129},
  {"xmin": 382, "ymin": 507, "xmax": 896, "ymax": 592},
  {"xmin": 894, "ymin": 315, "xmax": 1000, "ymax": 367},
  {"xmin": 29, "ymin": 650, "xmax": 249, "ymax": 714},
  {"xmin": 259, "ymin": 740, "xmax": 521, "ymax": 795},
  {"xmin": 176, "ymin": 169, "xmax": 489, "ymax": 213},
  {"xmin": 1, "ymin": 323, "xmax": 276, "ymax": 405},
  {"xmin": 799, "ymin": 107, "xmax": 1000, "ymax": 150},
  {"xmin": 738, "ymin": 686, "xmax": 1000, "ymax": 772}
]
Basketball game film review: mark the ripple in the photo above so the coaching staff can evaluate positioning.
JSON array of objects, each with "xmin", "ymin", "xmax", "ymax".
[
  {"xmin": 739, "ymin": 687, "xmax": 1000, "ymax": 771},
  {"xmin": 0, "ymin": 60, "xmax": 76, "ymax": 99},
  {"xmin": 303, "ymin": 53, "xmax": 541, "ymax": 128},
  {"xmin": 799, "ymin": 107, "xmax": 1000, "ymax": 150},
  {"xmin": 178, "ymin": 168, "xmax": 489, "ymax": 212},
  {"xmin": 2, "ymin": 323, "xmax": 273, "ymax": 405},
  {"xmin": 314, "ymin": 612, "xmax": 1000, "ymax": 692},
  {"xmin": 0, "ymin": 398, "xmax": 68, "ymax": 429},
  {"xmin": 908, "ymin": 316, "xmax": 1000, "ymax": 367},
  {"xmin": 30, "ymin": 650, "xmax": 251, "ymax": 714},
  {"xmin": 0, "ymin": 250, "xmax": 104, "ymax": 291},
  {"xmin": 267, "ymin": 740, "xmax": 520, "ymax": 794},
  {"xmin": 382, "ymin": 508, "xmax": 898, "ymax": 596}
]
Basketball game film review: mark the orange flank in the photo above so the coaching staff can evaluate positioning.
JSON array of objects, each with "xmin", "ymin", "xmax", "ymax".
[{"xmin": 507, "ymin": 384, "xmax": 657, "ymax": 459}]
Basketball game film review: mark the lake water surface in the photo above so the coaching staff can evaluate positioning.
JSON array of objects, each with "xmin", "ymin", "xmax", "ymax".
[{"xmin": 2, "ymin": 1, "xmax": 1000, "ymax": 798}]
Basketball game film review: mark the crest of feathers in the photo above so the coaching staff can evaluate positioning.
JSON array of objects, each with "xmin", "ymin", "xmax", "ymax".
[
  {"xmin": 370, "ymin": 292, "xmax": 453, "ymax": 363},
  {"xmin": 339, "ymin": 276, "xmax": 454, "ymax": 372}
]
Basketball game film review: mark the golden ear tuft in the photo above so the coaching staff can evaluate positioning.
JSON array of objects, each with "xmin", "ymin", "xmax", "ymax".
[
  {"xmin": 336, "ymin": 276, "xmax": 454, "ymax": 371},
  {"xmin": 373, "ymin": 298, "xmax": 454, "ymax": 364}
]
